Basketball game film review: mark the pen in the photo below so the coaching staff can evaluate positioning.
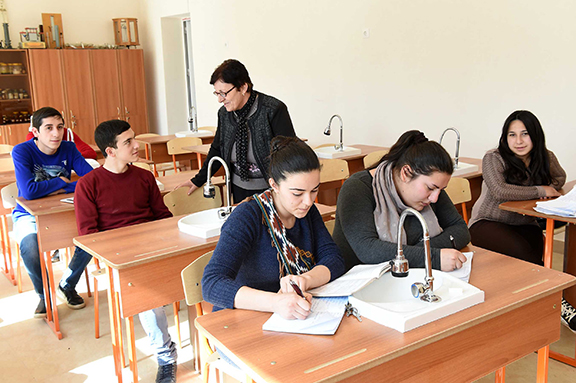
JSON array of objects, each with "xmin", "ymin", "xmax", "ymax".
[
  {"xmin": 289, "ymin": 280, "xmax": 307, "ymax": 300},
  {"xmin": 449, "ymin": 235, "xmax": 457, "ymax": 250}
]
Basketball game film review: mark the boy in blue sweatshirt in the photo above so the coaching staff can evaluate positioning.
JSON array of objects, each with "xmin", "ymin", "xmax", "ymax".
[{"xmin": 12, "ymin": 107, "xmax": 94, "ymax": 318}]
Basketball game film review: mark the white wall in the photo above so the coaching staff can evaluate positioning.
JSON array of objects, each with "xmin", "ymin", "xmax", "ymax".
[
  {"xmin": 4, "ymin": 0, "xmax": 141, "ymax": 45},
  {"xmin": 183, "ymin": 0, "xmax": 575, "ymax": 179}
]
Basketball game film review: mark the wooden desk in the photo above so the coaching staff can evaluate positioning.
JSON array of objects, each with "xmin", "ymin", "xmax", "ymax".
[
  {"xmin": 196, "ymin": 246, "xmax": 576, "ymax": 383},
  {"xmin": 137, "ymin": 134, "xmax": 215, "ymax": 166},
  {"xmin": 500, "ymin": 180, "xmax": 576, "ymax": 369},
  {"xmin": 72, "ymin": 203, "xmax": 337, "ymax": 382},
  {"xmin": 16, "ymin": 193, "xmax": 78, "ymax": 339},
  {"xmin": 458, "ymin": 157, "xmax": 483, "ymax": 218}
]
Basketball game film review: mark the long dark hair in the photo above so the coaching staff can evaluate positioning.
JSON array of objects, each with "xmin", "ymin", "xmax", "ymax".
[
  {"xmin": 498, "ymin": 110, "xmax": 552, "ymax": 185},
  {"xmin": 373, "ymin": 130, "xmax": 453, "ymax": 177},
  {"xmin": 268, "ymin": 136, "xmax": 320, "ymax": 183}
]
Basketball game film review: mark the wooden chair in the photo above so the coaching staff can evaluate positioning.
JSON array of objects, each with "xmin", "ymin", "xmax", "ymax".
[
  {"xmin": 324, "ymin": 219, "xmax": 336, "ymax": 236},
  {"xmin": 0, "ymin": 144, "xmax": 13, "ymax": 154},
  {"xmin": 363, "ymin": 149, "xmax": 389, "ymax": 169},
  {"xmin": 130, "ymin": 161, "xmax": 152, "ymax": 172},
  {"xmin": 1, "ymin": 183, "xmax": 20, "ymax": 291},
  {"xmin": 135, "ymin": 133, "xmax": 171, "ymax": 176},
  {"xmin": 163, "ymin": 185, "xmax": 222, "ymax": 217},
  {"xmin": 160, "ymin": 186, "xmax": 223, "ymax": 348},
  {"xmin": 316, "ymin": 159, "xmax": 350, "ymax": 204},
  {"xmin": 166, "ymin": 137, "xmax": 203, "ymax": 173},
  {"xmin": 199, "ymin": 126, "xmax": 217, "ymax": 133},
  {"xmin": 445, "ymin": 177, "xmax": 472, "ymax": 223},
  {"xmin": 181, "ymin": 251, "xmax": 254, "ymax": 383}
]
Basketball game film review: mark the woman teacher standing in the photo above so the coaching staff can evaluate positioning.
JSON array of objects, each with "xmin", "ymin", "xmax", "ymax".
[{"xmin": 177, "ymin": 59, "xmax": 295, "ymax": 203}]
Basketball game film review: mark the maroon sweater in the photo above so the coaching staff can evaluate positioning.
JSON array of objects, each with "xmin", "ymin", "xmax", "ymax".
[{"xmin": 75, "ymin": 165, "xmax": 172, "ymax": 235}]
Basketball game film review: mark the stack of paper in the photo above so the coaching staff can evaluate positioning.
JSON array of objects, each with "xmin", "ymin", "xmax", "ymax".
[
  {"xmin": 262, "ymin": 296, "xmax": 348, "ymax": 335},
  {"xmin": 534, "ymin": 187, "xmax": 576, "ymax": 217}
]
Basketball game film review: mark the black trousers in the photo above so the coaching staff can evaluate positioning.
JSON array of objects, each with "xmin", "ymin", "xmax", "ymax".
[
  {"xmin": 231, "ymin": 184, "xmax": 267, "ymax": 204},
  {"xmin": 469, "ymin": 220, "xmax": 544, "ymax": 266}
]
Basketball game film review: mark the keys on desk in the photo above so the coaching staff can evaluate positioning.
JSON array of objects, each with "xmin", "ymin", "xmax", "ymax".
[{"xmin": 345, "ymin": 302, "xmax": 362, "ymax": 322}]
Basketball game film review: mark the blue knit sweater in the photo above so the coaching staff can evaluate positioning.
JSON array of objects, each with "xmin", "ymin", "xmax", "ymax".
[
  {"xmin": 12, "ymin": 139, "xmax": 93, "ymax": 221},
  {"xmin": 202, "ymin": 199, "xmax": 345, "ymax": 311}
]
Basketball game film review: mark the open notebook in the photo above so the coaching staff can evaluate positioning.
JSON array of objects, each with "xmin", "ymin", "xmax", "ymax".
[{"xmin": 262, "ymin": 296, "xmax": 348, "ymax": 335}]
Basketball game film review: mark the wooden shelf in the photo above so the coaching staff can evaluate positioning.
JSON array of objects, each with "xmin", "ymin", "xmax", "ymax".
[
  {"xmin": 0, "ymin": 99, "xmax": 31, "ymax": 103},
  {"xmin": 0, "ymin": 74, "xmax": 28, "ymax": 77}
]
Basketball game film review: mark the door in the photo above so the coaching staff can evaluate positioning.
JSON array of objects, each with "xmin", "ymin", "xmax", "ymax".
[
  {"xmin": 61, "ymin": 50, "xmax": 97, "ymax": 144},
  {"xmin": 28, "ymin": 49, "xmax": 66, "ymax": 114},
  {"xmin": 118, "ymin": 49, "xmax": 149, "ymax": 136},
  {"xmin": 91, "ymin": 50, "xmax": 122, "ymax": 124}
]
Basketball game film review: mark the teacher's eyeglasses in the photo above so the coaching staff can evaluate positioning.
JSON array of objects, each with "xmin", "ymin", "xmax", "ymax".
[{"xmin": 213, "ymin": 86, "xmax": 236, "ymax": 99}]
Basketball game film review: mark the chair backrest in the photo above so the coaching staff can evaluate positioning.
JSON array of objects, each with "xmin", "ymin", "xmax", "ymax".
[
  {"xmin": 167, "ymin": 137, "xmax": 203, "ymax": 156},
  {"xmin": 163, "ymin": 185, "xmax": 222, "ymax": 216},
  {"xmin": 0, "ymin": 144, "xmax": 14, "ymax": 154},
  {"xmin": 445, "ymin": 177, "xmax": 472, "ymax": 205},
  {"xmin": 199, "ymin": 126, "xmax": 217, "ymax": 133},
  {"xmin": 1, "ymin": 182, "xmax": 18, "ymax": 209},
  {"xmin": 135, "ymin": 133, "xmax": 159, "ymax": 139},
  {"xmin": 131, "ymin": 161, "xmax": 152, "ymax": 172},
  {"xmin": 319, "ymin": 159, "xmax": 349, "ymax": 183},
  {"xmin": 363, "ymin": 149, "xmax": 389, "ymax": 169},
  {"xmin": 181, "ymin": 250, "xmax": 214, "ymax": 306},
  {"xmin": 324, "ymin": 219, "xmax": 336, "ymax": 235}
]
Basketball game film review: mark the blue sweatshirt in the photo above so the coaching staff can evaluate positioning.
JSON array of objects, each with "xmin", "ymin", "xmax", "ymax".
[
  {"xmin": 202, "ymin": 199, "xmax": 346, "ymax": 311},
  {"xmin": 12, "ymin": 139, "xmax": 94, "ymax": 221}
]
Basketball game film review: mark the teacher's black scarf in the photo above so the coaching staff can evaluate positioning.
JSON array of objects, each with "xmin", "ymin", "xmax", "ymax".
[{"xmin": 233, "ymin": 91, "xmax": 258, "ymax": 181}]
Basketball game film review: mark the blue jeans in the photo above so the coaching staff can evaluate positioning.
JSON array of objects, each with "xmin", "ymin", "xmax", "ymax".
[
  {"xmin": 14, "ymin": 214, "xmax": 93, "ymax": 299},
  {"xmin": 138, "ymin": 307, "xmax": 177, "ymax": 365}
]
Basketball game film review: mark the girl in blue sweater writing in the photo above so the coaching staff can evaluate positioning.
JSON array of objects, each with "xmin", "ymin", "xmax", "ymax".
[{"xmin": 202, "ymin": 136, "xmax": 345, "ymax": 320}]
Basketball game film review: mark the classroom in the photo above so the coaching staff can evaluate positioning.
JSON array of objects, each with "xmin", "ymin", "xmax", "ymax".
[{"xmin": 1, "ymin": 0, "xmax": 576, "ymax": 382}]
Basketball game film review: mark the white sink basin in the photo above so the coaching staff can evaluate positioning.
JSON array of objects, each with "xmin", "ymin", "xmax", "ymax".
[
  {"xmin": 174, "ymin": 130, "xmax": 213, "ymax": 138},
  {"xmin": 452, "ymin": 162, "xmax": 479, "ymax": 177},
  {"xmin": 349, "ymin": 268, "xmax": 484, "ymax": 333},
  {"xmin": 178, "ymin": 207, "xmax": 234, "ymax": 238},
  {"xmin": 314, "ymin": 146, "xmax": 362, "ymax": 159}
]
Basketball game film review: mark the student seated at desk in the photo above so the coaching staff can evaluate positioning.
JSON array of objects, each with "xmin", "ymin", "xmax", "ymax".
[
  {"xmin": 467, "ymin": 110, "xmax": 574, "ymax": 330},
  {"xmin": 202, "ymin": 137, "xmax": 345, "ymax": 320},
  {"xmin": 12, "ymin": 107, "xmax": 94, "ymax": 318},
  {"xmin": 332, "ymin": 130, "xmax": 470, "ymax": 272},
  {"xmin": 75, "ymin": 119, "xmax": 177, "ymax": 383}
]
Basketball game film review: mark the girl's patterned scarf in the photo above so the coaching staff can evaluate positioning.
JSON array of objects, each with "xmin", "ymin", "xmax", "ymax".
[{"xmin": 253, "ymin": 189, "xmax": 315, "ymax": 277}]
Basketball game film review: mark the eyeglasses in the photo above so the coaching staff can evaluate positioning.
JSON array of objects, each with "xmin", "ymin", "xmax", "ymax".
[{"xmin": 213, "ymin": 86, "xmax": 236, "ymax": 99}]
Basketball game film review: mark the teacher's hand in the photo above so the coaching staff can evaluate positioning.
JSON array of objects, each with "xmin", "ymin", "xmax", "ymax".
[{"xmin": 174, "ymin": 180, "xmax": 198, "ymax": 195}]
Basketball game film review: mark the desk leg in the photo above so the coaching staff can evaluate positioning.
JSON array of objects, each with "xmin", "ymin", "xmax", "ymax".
[
  {"xmin": 536, "ymin": 346, "xmax": 549, "ymax": 383},
  {"xmin": 115, "ymin": 291, "xmax": 126, "ymax": 368},
  {"xmin": 106, "ymin": 266, "xmax": 123, "ymax": 382},
  {"xmin": 126, "ymin": 316, "xmax": 138, "ymax": 383},
  {"xmin": 494, "ymin": 367, "xmax": 505, "ymax": 382},
  {"xmin": 40, "ymin": 249, "xmax": 62, "ymax": 339},
  {"xmin": 1, "ymin": 214, "xmax": 15, "ymax": 285},
  {"xmin": 543, "ymin": 219, "xmax": 554, "ymax": 268}
]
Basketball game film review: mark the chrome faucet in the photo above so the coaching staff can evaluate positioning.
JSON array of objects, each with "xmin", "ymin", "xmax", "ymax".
[
  {"xmin": 323, "ymin": 114, "xmax": 344, "ymax": 151},
  {"xmin": 204, "ymin": 156, "xmax": 232, "ymax": 219},
  {"xmin": 188, "ymin": 105, "xmax": 198, "ymax": 133},
  {"xmin": 391, "ymin": 208, "xmax": 441, "ymax": 303},
  {"xmin": 439, "ymin": 127, "xmax": 460, "ymax": 167}
]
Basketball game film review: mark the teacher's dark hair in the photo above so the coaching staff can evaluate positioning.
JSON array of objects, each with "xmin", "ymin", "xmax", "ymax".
[
  {"xmin": 268, "ymin": 136, "xmax": 321, "ymax": 183},
  {"xmin": 95, "ymin": 119, "xmax": 132, "ymax": 158},
  {"xmin": 32, "ymin": 107, "xmax": 64, "ymax": 130},
  {"xmin": 498, "ymin": 110, "xmax": 552, "ymax": 186},
  {"xmin": 210, "ymin": 59, "xmax": 254, "ymax": 93},
  {"xmin": 373, "ymin": 130, "xmax": 453, "ymax": 178}
]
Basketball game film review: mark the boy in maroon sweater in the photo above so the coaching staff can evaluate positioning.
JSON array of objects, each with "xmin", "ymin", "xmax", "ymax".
[{"xmin": 75, "ymin": 120, "xmax": 177, "ymax": 383}]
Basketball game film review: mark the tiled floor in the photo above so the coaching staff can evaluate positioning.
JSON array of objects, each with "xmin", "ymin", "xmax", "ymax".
[{"xmin": 0, "ymin": 231, "xmax": 575, "ymax": 382}]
